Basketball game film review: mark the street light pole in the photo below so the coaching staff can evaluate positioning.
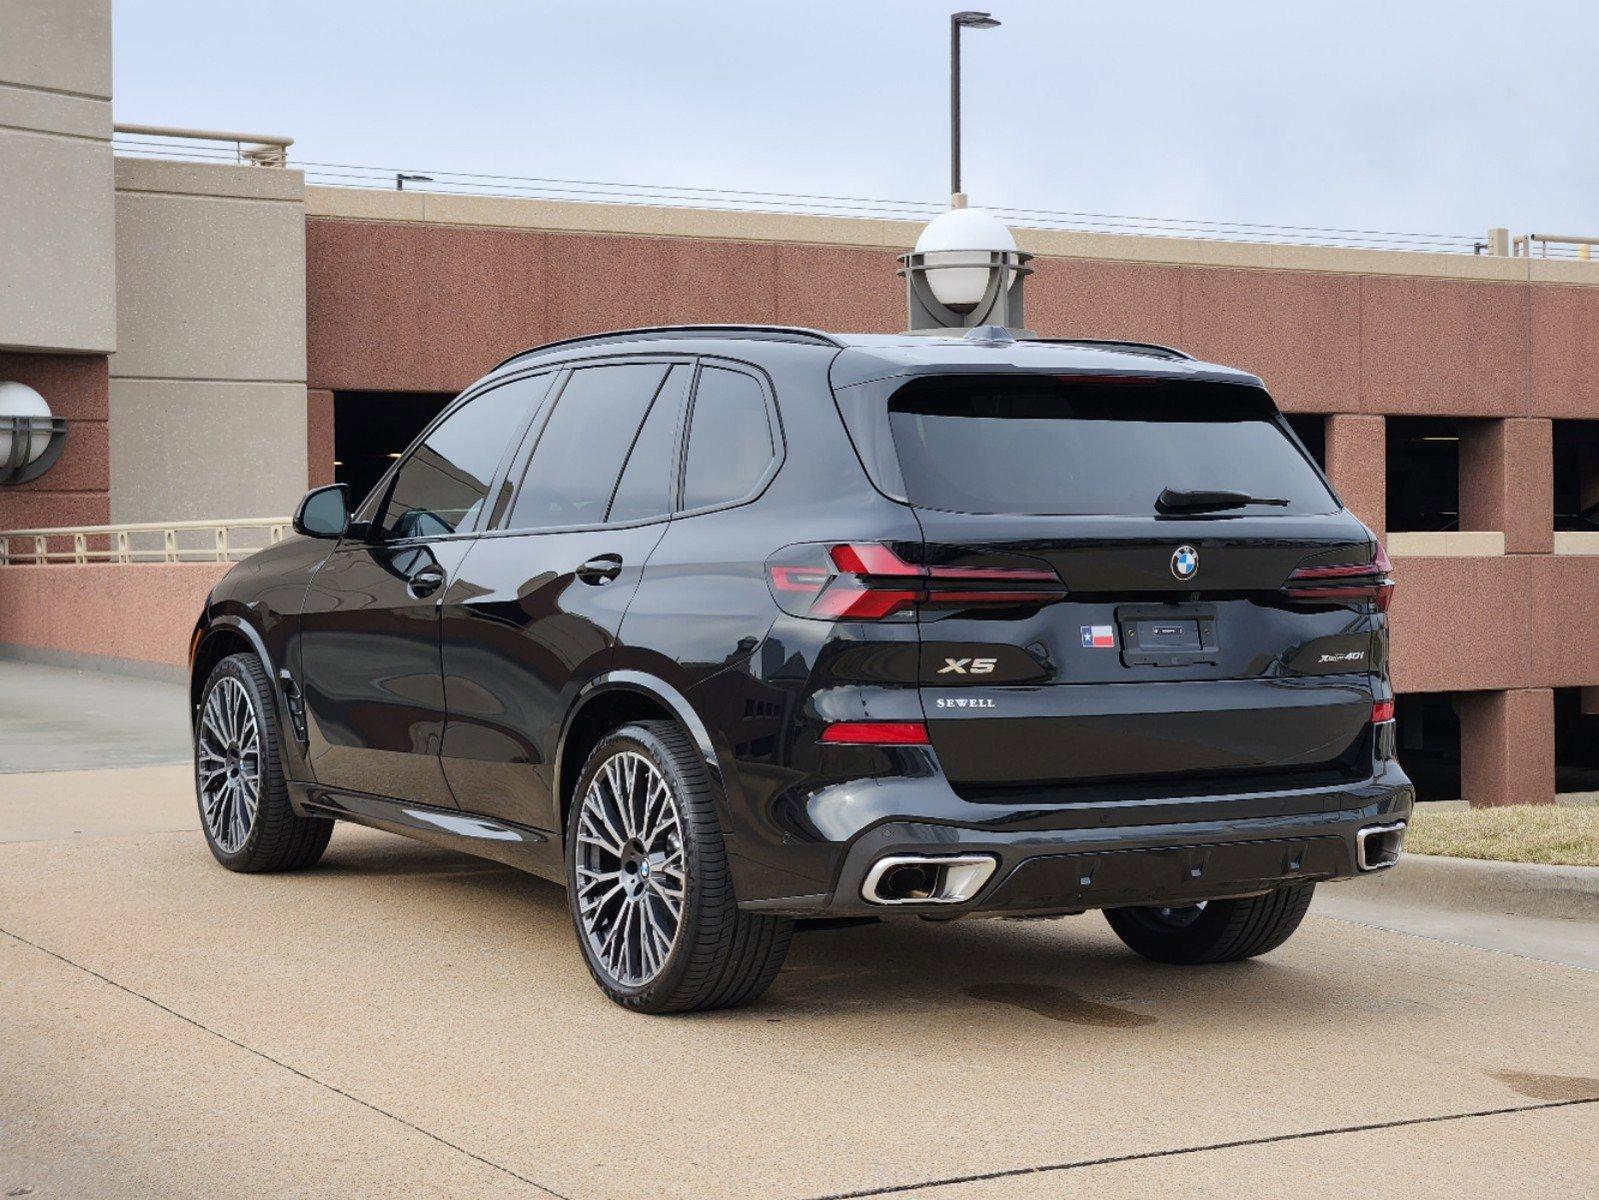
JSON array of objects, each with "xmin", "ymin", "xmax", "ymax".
[{"xmin": 949, "ymin": 11, "xmax": 1001, "ymax": 205}]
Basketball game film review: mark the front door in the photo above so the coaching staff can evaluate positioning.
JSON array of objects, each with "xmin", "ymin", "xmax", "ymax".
[{"xmin": 298, "ymin": 373, "xmax": 553, "ymax": 805}]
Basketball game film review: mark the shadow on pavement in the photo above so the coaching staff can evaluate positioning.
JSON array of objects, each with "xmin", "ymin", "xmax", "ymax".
[{"xmin": 300, "ymin": 824, "xmax": 1343, "ymax": 1030}]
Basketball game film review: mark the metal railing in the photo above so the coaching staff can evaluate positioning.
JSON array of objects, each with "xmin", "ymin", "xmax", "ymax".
[
  {"xmin": 1512, "ymin": 233, "xmax": 1598, "ymax": 260},
  {"xmin": 113, "ymin": 122, "xmax": 294, "ymax": 167},
  {"xmin": 0, "ymin": 519, "xmax": 291, "ymax": 566}
]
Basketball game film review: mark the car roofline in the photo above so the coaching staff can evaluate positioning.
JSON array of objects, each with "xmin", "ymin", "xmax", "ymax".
[
  {"xmin": 490, "ymin": 325, "xmax": 846, "ymax": 373},
  {"xmin": 1024, "ymin": 337, "xmax": 1194, "ymax": 362}
]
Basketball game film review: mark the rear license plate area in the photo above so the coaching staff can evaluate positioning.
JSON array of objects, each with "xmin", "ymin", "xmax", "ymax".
[{"xmin": 1117, "ymin": 602, "xmax": 1219, "ymax": 667}]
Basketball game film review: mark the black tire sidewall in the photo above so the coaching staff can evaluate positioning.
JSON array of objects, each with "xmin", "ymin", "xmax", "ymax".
[
  {"xmin": 195, "ymin": 653, "xmax": 279, "ymax": 869},
  {"xmin": 1104, "ymin": 884, "xmax": 1314, "ymax": 964},
  {"xmin": 564, "ymin": 724, "xmax": 711, "ymax": 1009}
]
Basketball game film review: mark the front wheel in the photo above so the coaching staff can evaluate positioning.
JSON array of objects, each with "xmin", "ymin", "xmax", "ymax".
[
  {"xmin": 566, "ymin": 721, "xmax": 792, "ymax": 1013},
  {"xmin": 1103, "ymin": 883, "xmax": 1315, "ymax": 964},
  {"xmin": 195, "ymin": 652, "xmax": 332, "ymax": 873}
]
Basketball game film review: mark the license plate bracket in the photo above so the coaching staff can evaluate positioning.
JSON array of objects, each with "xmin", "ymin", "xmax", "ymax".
[{"xmin": 1117, "ymin": 602, "xmax": 1219, "ymax": 667}]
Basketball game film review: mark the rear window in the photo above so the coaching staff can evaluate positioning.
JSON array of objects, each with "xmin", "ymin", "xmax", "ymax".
[{"xmin": 884, "ymin": 377, "xmax": 1336, "ymax": 516}]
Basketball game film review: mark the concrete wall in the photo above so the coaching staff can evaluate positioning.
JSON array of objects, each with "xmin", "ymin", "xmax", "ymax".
[
  {"xmin": 109, "ymin": 158, "xmax": 308, "ymax": 522},
  {"xmin": 0, "ymin": 0, "xmax": 115, "ymax": 354},
  {"xmin": 303, "ymin": 187, "xmax": 1599, "ymax": 411},
  {"xmin": 0, "ymin": 561, "xmax": 227, "ymax": 669}
]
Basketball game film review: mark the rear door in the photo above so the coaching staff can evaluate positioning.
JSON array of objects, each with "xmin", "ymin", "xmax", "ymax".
[
  {"xmin": 883, "ymin": 374, "xmax": 1383, "ymax": 804},
  {"xmin": 437, "ymin": 360, "xmax": 689, "ymax": 829}
]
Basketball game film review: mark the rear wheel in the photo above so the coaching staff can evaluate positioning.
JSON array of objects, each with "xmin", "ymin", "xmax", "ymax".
[
  {"xmin": 195, "ymin": 652, "xmax": 332, "ymax": 873},
  {"xmin": 566, "ymin": 720, "xmax": 793, "ymax": 1013},
  {"xmin": 1102, "ymin": 883, "xmax": 1315, "ymax": 964}
]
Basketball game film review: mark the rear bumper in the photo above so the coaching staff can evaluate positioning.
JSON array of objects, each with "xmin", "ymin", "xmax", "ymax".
[{"xmin": 741, "ymin": 768, "xmax": 1414, "ymax": 917}]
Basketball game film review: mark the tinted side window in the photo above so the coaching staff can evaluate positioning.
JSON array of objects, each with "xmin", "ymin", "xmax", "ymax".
[
  {"xmin": 507, "ymin": 363, "xmax": 668, "ymax": 530},
  {"xmin": 681, "ymin": 367, "xmax": 774, "ymax": 511},
  {"xmin": 607, "ymin": 365, "xmax": 689, "ymax": 524},
  {"xmin": 379, "ymin": 379, "xmax": 538, "ymax": 538}
]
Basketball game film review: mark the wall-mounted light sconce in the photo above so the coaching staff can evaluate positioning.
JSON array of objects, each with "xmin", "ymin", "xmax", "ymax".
[{"xmin": 0, "ymin": 381, "xmax": 68, "ymax": 485}]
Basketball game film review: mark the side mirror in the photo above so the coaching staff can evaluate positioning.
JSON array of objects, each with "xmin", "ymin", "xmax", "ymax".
[{"xmin": 293, "ymin": 483, "xmax": 351, "ymax": 539}]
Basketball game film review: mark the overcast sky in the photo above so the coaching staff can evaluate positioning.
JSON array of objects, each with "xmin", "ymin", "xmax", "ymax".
[{"xmin": 113, "ymin": 0, "xmax": 1597, "ymax": 242}]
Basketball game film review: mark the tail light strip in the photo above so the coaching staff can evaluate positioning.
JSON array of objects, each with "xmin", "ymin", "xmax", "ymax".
[
  {"xmin": 1284, "ymin": 544, "xmax": 1394, "ymax": 611},
  {"xmin": 769, "ymin": 542, "xmax": 1065, "ymax": 621}
]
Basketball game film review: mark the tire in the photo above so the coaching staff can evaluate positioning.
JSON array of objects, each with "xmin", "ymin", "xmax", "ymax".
[
  {"xmin": 565, "ymin": 720, "xmax": 793, "ymax": 1013},
  {"xmin": 194, "ymin": 652, "xmax": 333, "ymax": 873},
  {"xmin": 1102, "ymin": 883, "xmax": 1315, "ymax": 965}
]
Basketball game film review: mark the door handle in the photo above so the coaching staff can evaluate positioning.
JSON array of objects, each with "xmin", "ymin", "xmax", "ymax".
[
  {"xmin": 408, "ymin": 564, "xmax": 446, "ymax": 598},
  {"xmin": 576, "ymin": 553, "xmax": 624, "ymax": 585}
]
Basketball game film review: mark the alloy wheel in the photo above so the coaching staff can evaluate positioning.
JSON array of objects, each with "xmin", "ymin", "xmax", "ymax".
[
  {"xmin": 197, "ymin": 676, "xmax": 261, "ymax": 854},
  {"xmin": 574, "ymin": 750, "xmax": 686, "ymax": 987}
]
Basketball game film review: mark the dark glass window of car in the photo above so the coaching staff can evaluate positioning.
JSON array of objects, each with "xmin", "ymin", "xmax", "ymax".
[
  {"xmin": 885, "ymin": 377, "xmax": 1336, "ymax": 516},
  {"xmin": 607, "ymin": 365, "xmax": 689, "ymax": 524},
  {"xmin": 507, "ymin": 364, "xmax": 670, "ymax": 530},
  {"xmin": 378, "ymin": 377, "xmax": 544, "ymax": 538},
  {"xmin": 681, "ymin": 367, "xmax": 774, "ymax": 510}
]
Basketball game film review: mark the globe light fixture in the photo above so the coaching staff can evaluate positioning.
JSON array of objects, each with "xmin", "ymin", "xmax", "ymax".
[
  {"xmin": 0, "ymin": 380, "xmax": 68, "ymax": 485},
  {"xmin": 913, "ymin": 206, "xmax": 1018, "ymax": 309},
  {"xmin": 900, "ymin": 10, "xmax": 1026, "ymax": 333},
  {"xmin": 899, "ymin": 207, "xmax": 1032, "ymax": 333}
]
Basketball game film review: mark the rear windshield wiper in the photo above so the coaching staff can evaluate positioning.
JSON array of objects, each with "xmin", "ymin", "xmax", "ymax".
[{"xmin": 1156, "ymin": 486, "xmax": 1290, "ymax": 513}]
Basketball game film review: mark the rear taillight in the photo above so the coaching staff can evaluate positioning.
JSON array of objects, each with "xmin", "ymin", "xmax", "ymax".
[
  {"xmin": 819, "ymin": 721, "xmax": 931, "ymax": 745},
  {"xmin": 1372, "ymin": 698, "xmax": 1397, "ymax": 760},
  {"xmin": 1283, "ymin": 543, "xmax": 1394, "ymax": 611},
  {"xmin": 767, "ymin": 542, "xmax": 1065, "ymax": 621}
]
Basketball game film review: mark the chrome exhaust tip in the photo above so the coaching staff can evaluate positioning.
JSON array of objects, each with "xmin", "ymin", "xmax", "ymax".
[
  {"xmin": 1356, "ymin": 821, "xmax": 1406, "ymax": 871},
  {"xmin": 862, "ymin": 854, "xmax": 998, "ymax": 906}
]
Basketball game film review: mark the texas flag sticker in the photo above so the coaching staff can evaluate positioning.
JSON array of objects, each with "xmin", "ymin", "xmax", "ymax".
[{"xmin": 1081, "ymin": 625, "xmax": 1116, "ymax": 649}]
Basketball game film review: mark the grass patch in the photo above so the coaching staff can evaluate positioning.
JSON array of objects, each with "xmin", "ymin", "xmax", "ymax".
[{"xmin": 1406, "ymin": 805, "xmax": 1599, "ymax": 867}]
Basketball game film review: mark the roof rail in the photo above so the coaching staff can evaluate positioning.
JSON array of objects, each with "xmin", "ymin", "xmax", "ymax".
[
  {"xmin": 490, "ymin": 325, "xmax": 845, "ymax": 373},
  {"xmin": 1029, "ymin": 337, "xmax": 1194, "ymax": 362}
]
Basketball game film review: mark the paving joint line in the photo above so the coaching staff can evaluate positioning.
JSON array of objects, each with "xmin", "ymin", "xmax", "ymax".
[
  {"xmin": 799, "ymin": 1094, "xmax": 1599, "ymax": 1200},
  {"xmin": 0, "ymin": 925, "xmax": 570, "ymax": 1200}
]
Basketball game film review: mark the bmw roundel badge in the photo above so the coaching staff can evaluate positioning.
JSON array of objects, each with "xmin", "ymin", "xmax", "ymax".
[{"xmin": 1171, "ymin": 544, "xmax": 1199, "ymax": 580}]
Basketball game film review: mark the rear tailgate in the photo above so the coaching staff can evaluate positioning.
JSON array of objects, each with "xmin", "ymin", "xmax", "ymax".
[{"xmin": 883, "ymin": 374, "xmax": 1384, "ymax": 802}]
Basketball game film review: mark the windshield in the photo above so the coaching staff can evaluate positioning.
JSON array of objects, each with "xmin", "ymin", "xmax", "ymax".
[{"xmin": 883, "ymin": 377, "xmax": 1337, "ymax": 517}]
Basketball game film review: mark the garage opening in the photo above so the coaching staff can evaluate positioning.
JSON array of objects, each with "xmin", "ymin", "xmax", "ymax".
[
  {"xmin": 1553, "ymin": 420, "xmax": 1599, "ymax": 532},
  {"xmin": 1394, "ymin": 692, "xmax": 1461, "ymax": 803},
  {"xmin": 1555, "ymin": 687, "xmax": 1599, "ymax": 796},
  {"xmin": 1386, "ymin": 417, "xmax": 1464, "ymax": 532},
  {"xmin": 1282, "ymin": 413, "xmax": 1326, "ymax": 469},
  {"xmin": 333, "ymin": 391, "xmax": 455, "ymax": 510}
]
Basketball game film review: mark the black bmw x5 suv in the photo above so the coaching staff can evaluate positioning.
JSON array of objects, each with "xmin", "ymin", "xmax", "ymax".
[{"xmin": 189, "ymin": 324, "xmax": 1412, "ymax": 1012}]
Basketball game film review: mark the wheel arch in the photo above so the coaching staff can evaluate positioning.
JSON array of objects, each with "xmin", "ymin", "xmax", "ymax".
[
  {"xmin": 555, "ymin": 671, "xmax": 728, "ymax": 839},
  {"xmin": 190, "ymin": 619, "xmax": 269, "ymax": 727},
  {"xmin": 191, "ymin": 615, "xmax": 311, "ymax": 789}
]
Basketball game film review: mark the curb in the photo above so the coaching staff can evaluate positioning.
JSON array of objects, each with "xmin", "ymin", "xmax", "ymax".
[{"xmin": 1339, "ymin": 853, "xmax": 1599, "ymax": 923}]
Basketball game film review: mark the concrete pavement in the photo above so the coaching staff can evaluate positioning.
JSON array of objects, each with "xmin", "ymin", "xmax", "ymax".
[
  {"xmin": 1315, "ymin": 852, "xmax": 1599, "ymax": 972},
  {"xmin": 0, "ymin": 656, "xmax": 189, "ymax": 774},
  {"xmin": 3, "ymin": 764, "xmax": 1597, "ymax": 1198}
]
